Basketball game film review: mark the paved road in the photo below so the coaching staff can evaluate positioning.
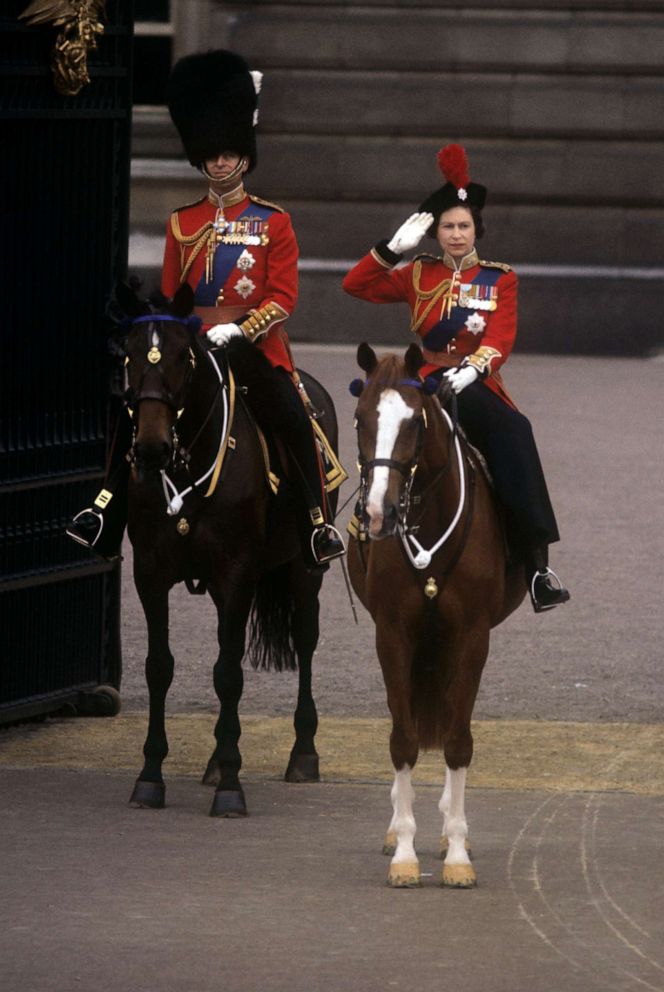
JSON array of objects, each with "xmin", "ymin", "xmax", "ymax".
[
  {"xmin": 1, "ymin": 767, "xmax": 663, "ymax": 992},
  {"xmin": 119, "ymin": 346, "xmax": 664, "ymax": 725}
]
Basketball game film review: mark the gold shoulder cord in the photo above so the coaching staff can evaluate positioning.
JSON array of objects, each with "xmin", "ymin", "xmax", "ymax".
[
  {"xmin": 409, "ymin": 260, "xmax": 453, "ymax": 334},
  {"xmin": 248, "ymin": 194, "xmax": 285, "ymax": 213},
  {"xmin": 478, "ymin": 259, "xmax": 512, "ymax": 273},
  {"xmin": 170, "ymin": 213, "xmax": 215, "ymax": 285}
]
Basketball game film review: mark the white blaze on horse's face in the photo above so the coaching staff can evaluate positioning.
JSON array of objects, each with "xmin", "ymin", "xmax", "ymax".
[{"xmin": 366, "ymin": 388, "xmax": 415, "ymax": 537}]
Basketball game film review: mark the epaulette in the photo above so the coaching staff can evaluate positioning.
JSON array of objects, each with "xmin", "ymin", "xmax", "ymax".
[
  {"xmin": 249, "ymin": 193, "xmax": 285, "ymax": 213},
  {"xmin": 170, "ymin": 195, "xmax": 207, "ymax": 216},
  {"xmin": 478, "ymin": 259, "xmax": 512, "ymax": 273},
  {"xmin": 413, "ymin": 253, "xmax": 440, "ymax": 264}
]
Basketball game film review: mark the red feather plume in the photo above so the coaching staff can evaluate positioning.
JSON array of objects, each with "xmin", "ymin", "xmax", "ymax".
[{"xmin": 437, "ymin": 144, "xmax": 470, "ymax": 189}]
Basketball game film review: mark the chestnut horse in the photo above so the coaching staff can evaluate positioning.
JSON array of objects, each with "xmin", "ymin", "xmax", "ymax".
[
  {"xmin": 119, "ymin": 282, "xmax": 342, "ymax": 817},
  {"xmin": 348, "ymin": 343, "xmax": 526, "ymax": 887}
]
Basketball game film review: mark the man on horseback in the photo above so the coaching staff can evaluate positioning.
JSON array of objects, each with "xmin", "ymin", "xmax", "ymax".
[
  {"xmin": 68, "ymin": 49, "xmax": 344, "ymax": 570},
  {"xmin": 342, "ymin": 144, "xmax": 569, "ymax": 612}
]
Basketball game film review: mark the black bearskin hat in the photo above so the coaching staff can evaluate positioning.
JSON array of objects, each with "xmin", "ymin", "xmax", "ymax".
[
  {"xmin": 419, "ymin": 144, "xmax": 487, "ymax": 235},
  {"xmin": 166, "ymin": 50, "xmax": 260, "ymax": 171}
]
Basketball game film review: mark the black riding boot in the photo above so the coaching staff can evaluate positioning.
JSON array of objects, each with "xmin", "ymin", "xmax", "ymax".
[
  {"xmin": 66, "ymin": 410, "xmax": 131, "ymax": 561},
  {"xmin": 282, "ymin": 428, "xmax": 345, "ymax": 570},
  {"xmin": 527, "ymin": 546, "xmax": 570, "ymax": 613},
  {"xmin": 230, "ymin": 349, "xmax": 345, "ymax": 570}
]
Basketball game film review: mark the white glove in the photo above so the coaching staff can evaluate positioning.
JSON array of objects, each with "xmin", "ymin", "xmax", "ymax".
[
  {"xmin": 387, "ymin": 212, "xmax": 434, "ymax": 254},
  {"xmin": 444, "ymin": 365, "xmax": 479, "ymax": 394},
  {"xmin": 206, "ymin": 323, "xmax": 243, "ymax": 347}
]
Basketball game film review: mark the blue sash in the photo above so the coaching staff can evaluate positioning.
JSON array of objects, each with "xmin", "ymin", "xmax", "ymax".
[
  {"xmin": 194, "ymin": 201, "xmax": 273, "ymax": 306},
  {"xmin": 422, "ymin": 267, "xmax": 502, "ymax": 352}
]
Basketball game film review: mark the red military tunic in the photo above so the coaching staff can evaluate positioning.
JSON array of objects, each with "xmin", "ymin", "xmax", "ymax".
[
  {"xmin": 342, "ymin": 245, "xmax": 517, "ymax": 408},
  {"xmin": 161, "ymin": 189, "xmax": 298, "ymax": 371}
]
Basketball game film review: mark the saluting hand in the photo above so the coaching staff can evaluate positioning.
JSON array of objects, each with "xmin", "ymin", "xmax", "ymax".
[
  {"xmin": 207, "ymin": 323, "xmax": 244, "ymax": 347},
  {"xmin": 387, "ymin": 212, "xmax": 434, "ymax": 254},
  {"xmin": 444, "ymin": 365, "xmax": 479, "ymax": 394}
]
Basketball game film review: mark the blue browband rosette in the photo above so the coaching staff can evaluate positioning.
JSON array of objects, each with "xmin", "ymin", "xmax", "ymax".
[
  {"xmin": 127, "ymin": 313, "xmax": 202, "ymax": 332},
  {"xmin": 349, "ymin": 375, "xmax": 440, "ymax": 396}
]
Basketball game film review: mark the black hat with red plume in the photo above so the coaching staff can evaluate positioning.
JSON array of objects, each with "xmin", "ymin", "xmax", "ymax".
[
  {"xmin": 166, "ymin": 49, "xmax": 261, "ymax": 172},
  {"xmin": 419, "ymin": 144, "xmax": 487, "ymax": 235}
]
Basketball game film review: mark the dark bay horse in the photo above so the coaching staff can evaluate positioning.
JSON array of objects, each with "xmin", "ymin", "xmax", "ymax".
[
  {"xmin": 119, "ymin": 282, "xmax": 342, "ymax": 817},
  {"xmin": 348, "ymin": 343, "xmax": 527, "ymax": 887}
]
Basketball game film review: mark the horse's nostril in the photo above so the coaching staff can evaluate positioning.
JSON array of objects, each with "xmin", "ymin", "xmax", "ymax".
[
  {"xmin": 384, "ymin": 503, "xmax": 397, "ymax": 524},
  {"xmin": 134, "ymin": 440, "xmax": 172, "ymax": 470}
]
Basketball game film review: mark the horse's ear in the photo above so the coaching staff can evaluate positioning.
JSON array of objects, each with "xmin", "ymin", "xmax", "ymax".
[
  {"xmin": 357, "ymin": 342, "xmax": 377, "ymax": 375},
  {"xmin": 404, "ymin": 343, "xmax": 424, "ymax": 377},
  {"xmin": 114, "ymin": 280, "xmax": 149, "ymax": 318},
  {"xmin": 171, "ymin": 282, "xmax": 195, "ymax": 319}
]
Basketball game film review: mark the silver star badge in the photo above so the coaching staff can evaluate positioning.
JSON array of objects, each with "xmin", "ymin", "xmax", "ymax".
[
  {"xmin": 234, "ymin": 275, "xmax": 256, "ymax": 300},
  {"xmin": 465, "ymin": 312, "xmax": 486, "ymax": 335},
  {"xmin": 236, "ymin": 249, "xmax": 256, "ymax": 272}
]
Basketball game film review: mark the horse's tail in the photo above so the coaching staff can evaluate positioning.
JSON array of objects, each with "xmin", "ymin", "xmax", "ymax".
[
  {"xmin": 410, "ymin": 598, "xmax": 451, "ymax": 750},
  {"xmin": 246, "ymin": 561, "xmax": 297, "ymax": 672}
]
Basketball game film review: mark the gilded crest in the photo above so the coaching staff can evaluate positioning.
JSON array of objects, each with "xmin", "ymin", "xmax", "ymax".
[{"xmin": 19, "ymin": 1, "xmax": 106, "ymax": 97}]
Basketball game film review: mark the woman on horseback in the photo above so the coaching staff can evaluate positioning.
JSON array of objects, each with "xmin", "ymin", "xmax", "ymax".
[{"xmin": 342, "ymin": 144, "xmax": 569, "ymax": 612}]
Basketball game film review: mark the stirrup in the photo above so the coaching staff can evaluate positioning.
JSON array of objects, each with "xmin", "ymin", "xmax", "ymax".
[
  {"xmin": 310, "ymin": 523, "xmax": 346, "ymax": 564},
  {"xmin": 66, "ymin": 507, "xmax": 104, "ymax": 549},
  {"xmin": 530, "ymin": 566, "xmax": 570, "ymax": 613},
  {"xmin": 66, "ymin": 508, "xmax": 121, "ymax": 562}
]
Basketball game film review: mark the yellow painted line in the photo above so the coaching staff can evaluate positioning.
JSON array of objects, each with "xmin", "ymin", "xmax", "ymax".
[{"xmin": 1, "ymin": 715, "xmax": 663, "ymax": 795}]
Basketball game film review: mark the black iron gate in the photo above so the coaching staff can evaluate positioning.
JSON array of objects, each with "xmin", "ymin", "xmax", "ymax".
[{"xmin": 0, "ymin": 2, "xmax": 134, "ymax": 723}]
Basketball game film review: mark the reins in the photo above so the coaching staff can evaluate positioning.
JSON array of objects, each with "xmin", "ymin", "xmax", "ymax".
[{"xmin": 399, "ymin": 399, "xmax": 468, "ymax": 570}]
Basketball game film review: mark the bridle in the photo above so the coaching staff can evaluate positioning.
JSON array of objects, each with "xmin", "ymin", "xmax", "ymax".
[
  {"xmin": 124, "ymin": 312, "xmax": 233, "ymax": 515},
  {"xmin": 355, "ymin": 376, "xmax": 468, "ymax": 569},
  {"xmin": 124, "ymin": 314, "xmax": 198, "ymax": 415},
  {"xmin": 356, "ymin": 378, "xmax": 429, "ymax": 524}
]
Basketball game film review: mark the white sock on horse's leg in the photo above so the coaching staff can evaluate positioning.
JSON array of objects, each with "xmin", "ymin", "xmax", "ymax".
[
  {"xmin": 439, "ymin": 766, "xmax": 471, "ymax": 865},
  {"xmin": 390, "ymin": 765, "xmax": 417, "ymax": 864},
  {"xmin": 439, "ymin": 765, "xmax": 452, "ymax": 838}
]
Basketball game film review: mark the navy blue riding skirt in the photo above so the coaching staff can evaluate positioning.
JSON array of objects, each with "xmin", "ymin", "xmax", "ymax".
[{"xmin": 453, "ymin": 381, "xmax": 560, "ymax": 549}]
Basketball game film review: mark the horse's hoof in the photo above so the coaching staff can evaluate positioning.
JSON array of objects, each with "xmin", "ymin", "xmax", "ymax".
[
  {"xmin": 441, "ymin": 863, "xmax": 477, "ymax": 888},
  {"xmin": 129, "ymin": 780, "xmax": 165, "ymax": 809},
  {"xmin": 201, "ymin": 755, "xmax": 221, "ymax": 788},
  {"xmin": 382, "ymin": 831, "xmax": 397, "ymax": 856},
  {"xmin": 439, "ymin": 836, "xmax": 472, "ymax": 860},
  {"xmin": 387, "ymin": 861, "xmax": 422, "ymax": 888},
  {"xmin": 284, "ymin": 753, "xmax": 320, "ymax": 783},
  {"xmin": 210, "ymin": 789, "xmax": 248, "ymax": 818}
]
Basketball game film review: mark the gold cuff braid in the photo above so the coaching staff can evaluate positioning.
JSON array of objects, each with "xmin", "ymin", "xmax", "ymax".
[
  {"xmin": 239, "ymin": 303, "xmax": 288, "ymax": 342},
  {"xmin": 465, "ymin": 346, "xmax": 502, "ymax": 376}
]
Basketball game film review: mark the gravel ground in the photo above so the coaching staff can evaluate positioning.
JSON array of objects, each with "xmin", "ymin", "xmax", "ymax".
[{"xmin": 118, "ymin": 346, "xmax": 664, "ymax": 724}]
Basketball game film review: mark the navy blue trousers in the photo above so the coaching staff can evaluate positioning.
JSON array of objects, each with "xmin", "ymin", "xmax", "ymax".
[{"xmin": 452, "ymin": 380, "xmax": 560, "ymax": 551}]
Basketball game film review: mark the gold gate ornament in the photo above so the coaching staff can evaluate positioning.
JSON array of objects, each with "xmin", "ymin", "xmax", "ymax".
[{"xmin": 19, "ymin": 1, "xmax": 106, "ymax": 97}]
